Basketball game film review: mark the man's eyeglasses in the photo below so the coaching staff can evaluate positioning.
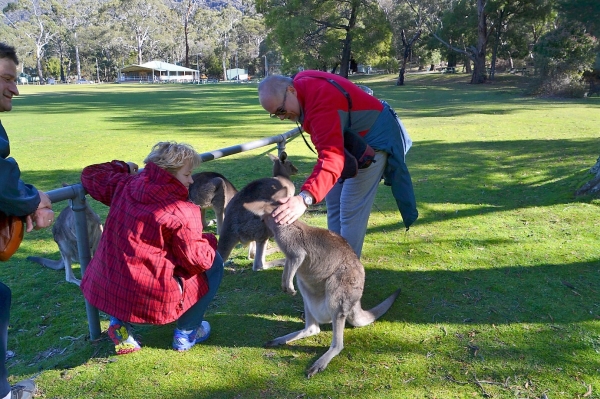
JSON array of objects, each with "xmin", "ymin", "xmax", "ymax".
[{"xmin": 269, "ymin": 88, "xmax": 288, "ymax": 118}]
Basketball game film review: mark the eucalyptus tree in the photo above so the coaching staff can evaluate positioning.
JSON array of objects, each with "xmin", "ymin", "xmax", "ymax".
[
  {"xmin": 197, "ymin": 5, "xmax": 242, "ymax": 80},
  {"xmin": 102, "ymin": 0, "xmax": 172, "ymax": 65},
  {"xmin": 530, "ymin": 0, "xmax": 598, "ymax": 97},
  {"xmin": 49, "ymin": 29, "xmax": 69, "ymax": 81},
  {"xmin": 3, "ymin": 0, "xmax": 58, "ymax": 81},
  {"xmin": 407, "ymin": 0, "xmax": 556, "ymax": 83},
  {"xmin": 52, "ymin": 0, "xmax": 103, "ymax": 81},
  {"xmin": 171, "ymin": 0, "xmax": 202, "ymax": 68},
  {"xmin": 413, "ymin": 0, "xmax": 494, "ymax": 83},
  {"xmin": 236, "ymin": 13, "xmax": 267, "ymax": 76},
  {"xmin": 558, "ymin": 0, "xmax": 599, "ymax": 36},
  {"xmin": 379, "ymin": 0, "xmax": 423, "ymax": 85},
  {"xmin": 485, "ymin": 0, "xmax": 553, "ymax": 79},
  {"xmin": 257, "ymin": 0, "xmax": 390, "ymax": 78}
]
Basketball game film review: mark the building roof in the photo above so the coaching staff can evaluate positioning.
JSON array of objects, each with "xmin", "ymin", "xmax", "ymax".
[{"xmin": 120, "ymin": 61, "xmax": 198, "ymax": 73}]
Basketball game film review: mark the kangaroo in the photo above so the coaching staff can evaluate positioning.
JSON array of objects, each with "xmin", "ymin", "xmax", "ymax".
[
  {"xmin": 188, "ymin": 172, "xmax": 238, "ymax": 235},
  {"xmin": 244, "ymin": 197, "xmax": 401, "ymax": 378},
  {"xmin": 217, "ymin": 151, "xmax": 298, "ymax": 271},
  {"xmin": 27, "ymin": 201, "xmax": 103, "ymax": 286}
]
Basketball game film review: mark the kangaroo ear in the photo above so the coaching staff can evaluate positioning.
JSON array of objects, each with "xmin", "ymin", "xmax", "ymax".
[
  {"xmin": 268, "ymin": 153, "xmax": 278, "ymax": 162},
  {"xmin": 271, "ymin": 186, "xmax": 290, "ymax": 202},
  {"xmin": 243, "ymin": 200, "xmax": 277, "ymax": 216},
  {"xmin": 279, "ymin": 151, "xmax": 288, "ymax": 162},
  {"xmin": 243, "ymin": 201, "xmax": 265, "ymax": 216}
]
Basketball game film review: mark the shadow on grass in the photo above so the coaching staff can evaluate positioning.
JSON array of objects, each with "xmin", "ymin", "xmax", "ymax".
[
  {"xmin": 19, "ymin": 134, "xmax": 598, "ymax": 214},
  {"xmin": 5, "ymin": 213, "xmax": 599, "ymax": 397},
  {"xmin": 14, "ymin": 80, "xmax": 599, "ymax": 138}
]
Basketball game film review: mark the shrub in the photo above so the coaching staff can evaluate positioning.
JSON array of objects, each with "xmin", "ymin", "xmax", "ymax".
[{"xmin": 530, "ymin": 23, "xmax": 598, "ymax": 97}]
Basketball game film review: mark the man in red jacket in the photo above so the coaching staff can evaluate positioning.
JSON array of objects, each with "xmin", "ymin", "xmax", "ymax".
[
  {"xmin": 258, "ymin": 71, "xmax": 418, "ymax": 257},
  {"xmin": 80, "ymin": 142, "xmax": 224, "ymax": 354}
]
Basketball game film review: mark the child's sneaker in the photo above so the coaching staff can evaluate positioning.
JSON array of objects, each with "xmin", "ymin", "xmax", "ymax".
[
  {"xmin": 9, "ymin": 378, "xmax": 36, "ymax": 399},
  {"xmin": 108, "ymin": 316, "xmax": 141, "ymax": 355},
  {"xmin": 172, "ymin": 321, "xmax": 211, "ymax": 351}
]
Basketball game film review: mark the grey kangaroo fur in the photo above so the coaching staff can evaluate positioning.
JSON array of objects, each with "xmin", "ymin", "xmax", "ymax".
[
  {"xmin": 245, "ymin": 196, "xmax": 401, "ymax": 378},
  {"xmin": 27, "ymin": 201, "xmax": 103, "ymax": 286},
  {"xmin": 188, "ymin": 171, "xmax": 238, "ymax": 235},
  {"xmin": 217, "ymin": 151, "xmax": 298, "ymax": 271}
]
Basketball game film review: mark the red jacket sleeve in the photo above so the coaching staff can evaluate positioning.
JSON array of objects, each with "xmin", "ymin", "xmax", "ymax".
[
  {"xmin": 80, "ymin": 160, "xmax": 131, "ymax": 206},
  {"xmin": 294, "ymin": 75, "xmax": 347, "ymax": 203},
  {"xmin": 202, "ymin": 233, "xmax": 218, "ymax": 251},
  {"xmin": 171, "ymin": 204, "xmax": 216, "ymax": 279}
]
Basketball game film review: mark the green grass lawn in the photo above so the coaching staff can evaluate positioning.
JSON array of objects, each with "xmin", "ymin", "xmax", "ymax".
[{"xmin": 1, "ymin": 73, "xmax": 599, "ymax": 398}]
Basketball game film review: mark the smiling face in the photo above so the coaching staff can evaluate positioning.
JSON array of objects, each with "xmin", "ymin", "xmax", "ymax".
[{"xmin": 0, "ymin": 57, "xmax": 19, "ymax": 112}]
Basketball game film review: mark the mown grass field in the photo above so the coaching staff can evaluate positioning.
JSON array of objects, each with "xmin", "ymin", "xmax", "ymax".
[{"xmin": 1, "ymin": 72, "xmax": 599, "ymax": 398}]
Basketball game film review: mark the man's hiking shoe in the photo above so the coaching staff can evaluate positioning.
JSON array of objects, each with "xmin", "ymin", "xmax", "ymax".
[
  {"xmin": 172, "ymin": 321, "xmax": 211, "ymax": 351},
  {"xmin": 108, "ymin": 316, "xmax": 141, "ymax": 355}
]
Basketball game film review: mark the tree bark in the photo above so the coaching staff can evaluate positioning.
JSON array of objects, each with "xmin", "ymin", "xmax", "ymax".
[
  {"xmin": 339, "ymin": 2, "xmax": 358, "ymax": 78},
  {"xmin": 397, "ymin": 29, "xmax": 421, "ymax": 86},
  {"xmin": 489, "ymin": 8, "xmax": 505, "ymax": 80},
  {"xmin": 470, "ymin": 0, "xmax": 489, "ymax": 84},
  {"xmin": 575, "ymin": 156, "xmax": 600, "ymax": 197}
]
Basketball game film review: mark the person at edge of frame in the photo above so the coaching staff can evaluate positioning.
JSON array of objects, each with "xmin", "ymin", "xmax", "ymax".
[{"xmin": 1, "ymin": 42, "xmax": 55, "ymax": 399}]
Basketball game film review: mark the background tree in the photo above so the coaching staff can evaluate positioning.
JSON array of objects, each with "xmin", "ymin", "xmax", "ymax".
[
  {"xmin": 236, "ymin": 13, "xmax": 267, "ymax": 76},
  {"xmin": 171, "ymin": 0, "xmax": 201, "ymax": 68},
  {"xmin": 378, "ymin": 0, "xmax": 423, "ymax": 85},
  {"xmin": 258, "ymin": 0, "xmax": 389, "ymax": 77},
  {"xmin": 200, "ymin": 6, "xmax": 242, "ymax": 80},
  {"xmin": 485, "ymin": 0, "xmax": 553, "ymax": 79},
  {"xmin": 3, "ymin": 0, "xmax": 58, "ymax": 82},
  {"xmin": 102, "ymin": 0, "xmax": 171, "ymax": 65},
  {"xmin": 532, "ymin": 23, "xmax": 597, "ymax": 96},
  {"xmin": 52, "ymin": 0, "xmax": 102, "ymax": 81}
]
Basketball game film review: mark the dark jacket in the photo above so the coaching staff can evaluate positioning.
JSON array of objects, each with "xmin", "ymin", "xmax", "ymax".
[{"xmin": 0, "ymin": 120, "xmax": 40, "ymax": 216}]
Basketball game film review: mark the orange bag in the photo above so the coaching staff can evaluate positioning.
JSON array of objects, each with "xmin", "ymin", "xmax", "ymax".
[{"xmin": 0, "ymin": 211, "xmax": 24, "ymax": 261}]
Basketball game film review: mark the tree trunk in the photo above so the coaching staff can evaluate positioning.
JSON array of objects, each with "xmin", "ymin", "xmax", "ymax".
[
  {"xmin": 470, "ymin": 0, "xmax": 489, "ymax": 84},
  {"xmin": 339, "ymin": 3, "xmax": 358, "ymax": 79},
  {"xmin": 575, "ymin": 156, "xmax": 600, "ymax": 197},
  {"xmin": 75, "ymin": 44, "xmax": 81, "ymax": 80},
  {"xmin": 489, "ymin": 9, "xmax": 504, "ymax": 81},
  {"xmin": 397, "ymin": 29, "xmax": 421, "ymax": 86},
  {"xmin": 464, "ymin": 56, "xmax": 472, "ymax": 73},
  {"xmin": 184, "ymin": 0, "xmax": 193, "ymax": 68},
  {"xmin": 397, "ymin": 68, "xmax": 405, "ymax": 85},
  {"xmin": 59, "ymin": 47, "xmax": 65, "ymax": 83},
  {"xmin": 36, "ymin": 54, "xmax": 43, "ymax": 83}
]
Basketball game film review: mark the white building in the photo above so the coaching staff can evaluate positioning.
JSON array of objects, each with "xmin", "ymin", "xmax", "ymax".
[{"xmin": 119, "ymin": 61, "xmax": 199, "ymax": 83}]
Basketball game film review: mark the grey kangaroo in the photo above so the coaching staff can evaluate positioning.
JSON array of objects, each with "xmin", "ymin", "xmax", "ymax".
[
  {"xmin": 27, "ymin": 201, "xmax": 103, "ymax": 286},
  {"xmin": 217, "ymin": 151, "xmax": 298, "ymax": 271},
  {"xmin": 188, "ymin": 171, "xmax": 238, "ymax": 235},
  {"xmin": 245, "ymin": 196, "xmax": 401, "ymax": 378}
]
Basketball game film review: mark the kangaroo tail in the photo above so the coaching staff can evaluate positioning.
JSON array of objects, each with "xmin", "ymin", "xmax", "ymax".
[
  {"xmin": 349, "ymin": 288, "xmax": 401, "ymax": 327},
  {"xmin": 26, "ymin": 256, "xmax": 64, "ymax": 270}
]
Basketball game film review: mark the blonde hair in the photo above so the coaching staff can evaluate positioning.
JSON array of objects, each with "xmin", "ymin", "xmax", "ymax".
[{"xmin": 144, "ymin": 141, "xmax": 201, "ymax": 174}]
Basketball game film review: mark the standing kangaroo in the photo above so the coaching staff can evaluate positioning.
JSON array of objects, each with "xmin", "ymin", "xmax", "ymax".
[
  {"xmin": 27, "ymin": 201, "xmax": 103, "ymax": 286},
  {"xmin": 217, "ymin": 151, "xmax": 298, "ymax": 271},
  {"xmin": 245, "ymin": 197, "xmax": 401, "ymax": 378},
  {"xmin": 188, "ymin": 171, "xmax": 238, "ymax": 235}
]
